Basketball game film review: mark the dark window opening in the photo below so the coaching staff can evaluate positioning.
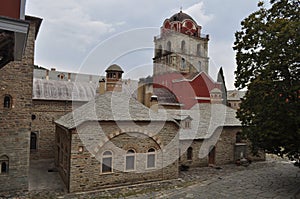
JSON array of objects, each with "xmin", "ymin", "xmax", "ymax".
[
  {"xmin": 0, "ymin": 155, "xmax": 9, "ymax": 174},
  {"xmin": 4, "ymin": 95, "xmax": 12, "ymax": 108},
  {"xmin": 187, "ymin": 147, "xmax": 193, "ymax": 160},
  {"xmin": 30, "ymin": 132, "xmax": 37, "ymax": 150}
]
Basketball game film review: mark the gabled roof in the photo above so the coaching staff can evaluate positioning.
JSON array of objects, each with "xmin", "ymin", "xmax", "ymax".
[
  {"xmin": 55, "ymin": 92, "xmax": 176, "ymax": 129},
  {"xmin": 165, "ymin": 103, "xmax": 241, "ymax": 140},
  {"xmin": 227, "ymin": 90, "xmax": 246, "ymax": 101}
]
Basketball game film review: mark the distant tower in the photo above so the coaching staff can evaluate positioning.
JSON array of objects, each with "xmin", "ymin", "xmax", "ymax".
[
  {"xmin": 105, "ymin": 64, "xmax": 124, "ymax": 92},
  {"xmin": 153, "ymin": 11, "xmax": 210, "ymax": 77}
]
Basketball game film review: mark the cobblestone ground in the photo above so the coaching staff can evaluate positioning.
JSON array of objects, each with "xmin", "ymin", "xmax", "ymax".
[
  {"xmin": 129, "ymin": 160, "xmax": 300, "ymax": 199},
  {"xmin": 1, "ymin": 158, "xmax": 299, "ymax": 198}
]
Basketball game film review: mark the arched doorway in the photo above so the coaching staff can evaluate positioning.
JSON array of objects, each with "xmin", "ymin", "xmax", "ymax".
[{"xmin": 208, "ymin": 146, "xmax": 216, "ymax": 165}]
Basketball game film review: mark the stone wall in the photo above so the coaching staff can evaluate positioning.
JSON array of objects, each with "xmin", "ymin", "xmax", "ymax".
[
  {"xmin": 0, "ymin": 19, "xmax": 37, "ymax": 191},
  {"xmin": 179, "ymin": 140, "xmax": 208, "ymax": 167},
  {"xmin": 179, "ymin": 127, "xmax": 266, "ymax": 168},
  {"xmin": 56, "ymin": 121, "xmax": 179, "ymax": 193},
  {"xmin": 31, "ymin": 100, "xmax": 85, "ymax": 159}
]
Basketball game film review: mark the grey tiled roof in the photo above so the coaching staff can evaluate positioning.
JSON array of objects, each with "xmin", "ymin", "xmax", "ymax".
[
  {"xmin": 33, "ymin": 78, "xmax": 97, "ymax": 101},
  {"xmin": 154, "ymin": 88, "xmax": 179, "ymax": 104},
  {"xmin": 165, "ymin": 103, "xmax": 241, "ymax": 140},
  {"xmin": 55, "ymin": 92, "xmax": 176, "ymax": 129}
]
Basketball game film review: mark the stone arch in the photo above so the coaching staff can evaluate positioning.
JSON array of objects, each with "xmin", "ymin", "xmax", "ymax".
[{"xmin": 108, "ymin": 128, "xmax": 162, "ymax": 148}]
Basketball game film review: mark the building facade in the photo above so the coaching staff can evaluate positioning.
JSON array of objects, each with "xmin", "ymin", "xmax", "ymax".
[
  {"xmin": 54, "ymin": 67, "xmax": 180, "ymax": 192},
  {"xmin": 0, "ymin": 14, "xmax": 42, "ymax": 191}
]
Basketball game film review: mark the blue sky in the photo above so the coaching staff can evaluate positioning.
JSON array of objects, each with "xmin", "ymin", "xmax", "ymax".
[{"xmin": 26, "ymin": 0, "xmax": 260, "ymax": 89}]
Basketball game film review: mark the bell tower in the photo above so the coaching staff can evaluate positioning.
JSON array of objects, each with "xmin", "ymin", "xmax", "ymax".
[{"xmin": 153, "ymin": 11, "xmax": 210, "ymax": 77}]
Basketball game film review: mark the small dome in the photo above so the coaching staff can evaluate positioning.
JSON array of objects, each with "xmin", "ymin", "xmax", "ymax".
[
  {"xmin": 169, "ymin": 11, "xmax": 196, "ymax": 23},
  {"xmin": 105, "ymin": 64, "xmax": 124, "ymax": 73}
]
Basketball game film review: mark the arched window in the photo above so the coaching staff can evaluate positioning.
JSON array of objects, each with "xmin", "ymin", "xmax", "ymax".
[
  {"xmin": 167, "ymin": 41, "xmax": 171, "ymax": 52},
  {"xmin": 3, "ymin": 95, "xmax": 12, "ymax": 108},
  {"xmin": 147, "ymin": 148, "xmax": 156, "ymax": 168},
  {"xmin": 102, "ymin": 151, "xmax": 113, "ymax": 173},
  {"xmin": 125, "ymin": 149, "xmax": 135, "ymax": 171},
  {"xmin": 198, "ymin": 61, "xmax": 202, "ymax": 71},
  {"xmin": 181, "ymin": 58, "xmax": 186, "ymax": 69},
  {"xmin": 181, "ymin": 40, "xmax": 185, "ymax": 53},
  {"xmin": 156, "ymin": 45, "xmax": 162, "ymax": 57},
  {"xmin": 187, "ymin": 147, "xmax": 193, "ymax": 160},
  {"xmin": 197, "ymin": 44, "xmax": 201, "ymax": 56},
  {"xmin": 30, "ymin": 132, "xmax": 37, "ymax": 150},
  {"xmin": 0, "ymin": 155, "xmax": 9, "ymax": 174}
]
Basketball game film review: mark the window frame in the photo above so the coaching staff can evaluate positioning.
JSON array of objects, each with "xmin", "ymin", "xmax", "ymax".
[
  {"xmin": 125, "ymin": 149, "xmax": 136, "ymax": 171},
  {"xmin": 146, "ymin": 148, "xmax": 156, "ymax": 169},
  {"xmin": 101, "ymin": 150, "xmax": 113, "ymax": 174}
]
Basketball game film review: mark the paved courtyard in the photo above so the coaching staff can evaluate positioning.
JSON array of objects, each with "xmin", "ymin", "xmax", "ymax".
[
  {"xmin": 2, "ymin": 158, "xmax": 299, "ymax": 198},
  {"xmin": 128, "ymin": 159, "xmax": 300, "ymax": 199}
]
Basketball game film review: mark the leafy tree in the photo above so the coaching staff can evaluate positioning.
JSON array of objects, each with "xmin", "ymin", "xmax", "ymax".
[{"xmin": 233, "ymin": 0, "xmax": 300, "ymax": 166}]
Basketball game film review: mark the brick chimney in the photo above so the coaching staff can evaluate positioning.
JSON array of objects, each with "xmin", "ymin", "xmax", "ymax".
[
  {"xmin": 150, "ymin": 95, "xmax": 158, "ymax": 112},
  {"xmin": 105, "ymin": 64, "xmax": 123, "ymax": 92},
  {"xmin": 98, "ymin": 78, "xmax": 106, "ymax": 95}
]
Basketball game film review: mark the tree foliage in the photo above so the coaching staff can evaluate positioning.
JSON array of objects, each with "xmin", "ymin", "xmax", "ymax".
[{"xmin": 233, "ymin": 0, "xmax": 300, "ymax": 166}]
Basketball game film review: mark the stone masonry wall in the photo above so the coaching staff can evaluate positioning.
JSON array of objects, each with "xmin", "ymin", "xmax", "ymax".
[
  {"xmin": 65, "ymin": 121, "xmax": 179, "ymax": 193},
  {"xmin": 0, "ymin": 19, "xmax": 36, "ymax": 191},
  {"xmin": 31, "ymin": 100, "xmax": 85, "ymax": 159},
  {"xmin": 179, "ymin": 140, "xmax": 208, "ymax": 167}
]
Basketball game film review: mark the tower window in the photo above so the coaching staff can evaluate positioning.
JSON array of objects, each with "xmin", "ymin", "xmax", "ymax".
[
  {"xmin": 167, "ymin": 41, "xmax": 171, "ymax": 53},
  {"xmin": 181, "ymin": 58, "xmax": 186, "ymax": 69},
  {"xmin": 156, "ymin": 45, "xmax": 162, "ymax": 57},
  {"xmin": 197, "ymin": 44, "xmax": 201, "ymax": 56},
  {"xmin": 3, "ymin": 95, "xmax": 12, "ymax": 108},
  {"xmin": 198, "ymin": 61, "xmax": 202, "ymax": 71},
  {"xmin": 0, "ymin": 155, "xmax": 9, "ymax": 174},
  {"xmin": 181, "ymin": 40, "xmax": 185, "ymax": 53}
]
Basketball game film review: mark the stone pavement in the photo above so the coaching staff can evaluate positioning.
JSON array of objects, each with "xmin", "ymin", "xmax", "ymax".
[
  {"xmin": 28, "ymin": 159, "xmax": 65, "ymax": 192},
  {"xmin": 129, "ymin": 160, "xmax": 300, "ymax": 199},
  {"xmin": 1, "ymin": 158, "xmax": 299, "ymax": 198}
]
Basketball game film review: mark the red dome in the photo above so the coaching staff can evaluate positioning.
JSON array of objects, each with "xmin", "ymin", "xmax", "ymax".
[{"xmin": 169, "ymin": 11, "xmax": 196, "ymax": 24}]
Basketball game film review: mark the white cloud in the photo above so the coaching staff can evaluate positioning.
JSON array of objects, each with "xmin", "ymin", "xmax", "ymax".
[
  {"xmin": 184, "ymin": 2, "xmax": 214, "ymax": 26},
  {"xmin": 27, "ymin": 0, "xmax": 123, "ymax": 53}
]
